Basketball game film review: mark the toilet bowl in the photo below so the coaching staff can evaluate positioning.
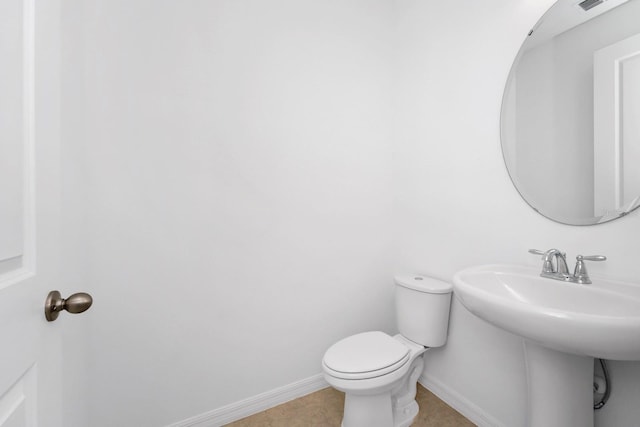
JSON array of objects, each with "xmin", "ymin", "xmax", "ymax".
[{"xmin": 322, "ymin": 275, "xmax": 452, "ymax": 427}]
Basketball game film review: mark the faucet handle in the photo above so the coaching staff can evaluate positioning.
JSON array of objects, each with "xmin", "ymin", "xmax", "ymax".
[
  {"xmin": 574, "ymin": 255, "xmax": 607, "ymax": 284},
  {"xmin": 528, "ymin": 248, "xmax": 566, "ymax": 258},
  {"xmin": 577, "ymin": 255, "xmax": 607, "ymax": 262},
  {"xmin": 529, "ymin": 249, "xmax": 555, "ymax": 274}
]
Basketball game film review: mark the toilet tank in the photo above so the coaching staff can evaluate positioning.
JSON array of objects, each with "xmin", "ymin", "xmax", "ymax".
[{"xmin": 395, "ymin": 275, "xmax": 453, "ymax": 347}]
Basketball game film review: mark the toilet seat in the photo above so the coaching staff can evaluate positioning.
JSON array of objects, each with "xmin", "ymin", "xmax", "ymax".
[{"xmin": 322, "ymin": 331, "xmax": 410, "ymax": 380}]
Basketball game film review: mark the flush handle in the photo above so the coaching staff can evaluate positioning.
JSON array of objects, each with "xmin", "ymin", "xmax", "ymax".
[{"xmin": 45, "ymin": 290, "xmax": 93, "ymax": 322}]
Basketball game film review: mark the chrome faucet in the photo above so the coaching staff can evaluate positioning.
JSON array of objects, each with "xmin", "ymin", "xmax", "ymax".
[{"xmin": 529, "ymin": 249, "xmax": 606, "ymax": 284}]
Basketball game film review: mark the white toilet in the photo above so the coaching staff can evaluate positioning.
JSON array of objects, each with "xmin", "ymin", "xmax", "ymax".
[{"xmin": 322, "ymin": 275, "xmax": 453, "ymax": 427}]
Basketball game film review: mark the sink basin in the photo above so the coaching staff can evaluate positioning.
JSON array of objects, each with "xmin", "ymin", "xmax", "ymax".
[
  {"xmin": 453, "ymin": 264, "xmax": 640, "ymax": 427},
  {"xmin": 453, "ymin": 264, "xmax": 640, "ymax": 360}
]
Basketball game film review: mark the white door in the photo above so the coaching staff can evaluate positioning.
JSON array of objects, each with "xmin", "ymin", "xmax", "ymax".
[
  {"xmin": 0, "ymin": 1, "xmax": 71, "ymax": 426},
  {"xmin": 594, "ymin": 32, "xmax": 640, "ymax": 217}
]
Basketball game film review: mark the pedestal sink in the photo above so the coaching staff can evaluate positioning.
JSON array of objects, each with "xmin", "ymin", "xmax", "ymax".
[{"xmin": 453, "ymin": 264, "xmax": 640, "ymax": 427}]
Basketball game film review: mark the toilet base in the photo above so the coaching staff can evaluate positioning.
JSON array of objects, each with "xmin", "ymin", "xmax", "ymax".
[
  {"xmin": 340, "ymin": 353, "xmax": 425, "ymax": 427},
  {"xmin": 391, "ymin": 355, "xmax": 423, "ymax": 427},
  {"xmin": 343, "ymin": 392, "xmax": 394, "ymax": 427},
  {"xmin": 341, "ymin": 392, "xmax": 418, "ymax": 427}
]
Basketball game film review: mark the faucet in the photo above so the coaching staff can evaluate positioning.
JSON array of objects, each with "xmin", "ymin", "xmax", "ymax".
[{"xmin": 529, "ymin": 249, "xmax": 606, "ymax": 284}]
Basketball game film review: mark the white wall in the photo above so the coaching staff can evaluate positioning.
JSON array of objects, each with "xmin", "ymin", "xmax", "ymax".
[
  {"xmin": 393, "ymin": 1, "xmax": 640, "ymax": 426},
  {"xmin": 58, "ymin": 1, "xmax": 640, "ymax": 426},
  {"xmin": 61, "ymin": 1, "xmax": 395, "ymax": 426}
]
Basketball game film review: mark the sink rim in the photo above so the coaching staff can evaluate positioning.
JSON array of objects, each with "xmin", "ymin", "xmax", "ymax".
[
  {"xmin": 453, "ymin": 264, "xmax": 640, "ymax": 360},
  {"xmin": 455, "ymin": 263, "xmax": 640, "ymax": 317}
]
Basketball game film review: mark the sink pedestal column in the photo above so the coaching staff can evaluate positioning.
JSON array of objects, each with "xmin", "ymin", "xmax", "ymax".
[{"xmin": 524, "ymin": 341, "xmax": 594, "ymax": 427}]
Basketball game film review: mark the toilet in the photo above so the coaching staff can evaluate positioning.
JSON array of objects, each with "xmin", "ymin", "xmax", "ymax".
[{"xmin": 322, "ymin": 275, "xmax": 453, "ymax": 427}]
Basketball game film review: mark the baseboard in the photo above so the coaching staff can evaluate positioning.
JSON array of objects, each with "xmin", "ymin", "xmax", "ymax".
[
  {"xmin": 419, "ymin": 373, "xmax": 507, "ymax": 427},
  {"xmin": 166, "ymin": 374, "xmax": 329, "ymax": 427}
]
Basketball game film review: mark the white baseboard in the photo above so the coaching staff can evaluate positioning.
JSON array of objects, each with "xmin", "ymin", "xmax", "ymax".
[
  {"xmin": 419, "ymin": 373, "xmax": 506, "ymax": 427},
  {"xmin": 166, "ymin": 374, "xmax": 329, "ymax": 427}
]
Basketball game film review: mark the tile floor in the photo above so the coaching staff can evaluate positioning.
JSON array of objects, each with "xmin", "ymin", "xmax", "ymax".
[{"xmin": 225, "ymin": 384, "xmax": 475, "ymax": 426}]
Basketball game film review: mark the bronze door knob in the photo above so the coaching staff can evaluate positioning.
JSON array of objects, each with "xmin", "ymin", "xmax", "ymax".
[{"xmin": 44, "ymin": 290, "xmax": 93, "ymax": 322}]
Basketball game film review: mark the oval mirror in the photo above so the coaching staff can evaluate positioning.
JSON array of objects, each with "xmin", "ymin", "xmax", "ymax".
[{"xmin": 501, "ymin": 0, "xmax": 640, "ymax": 225}]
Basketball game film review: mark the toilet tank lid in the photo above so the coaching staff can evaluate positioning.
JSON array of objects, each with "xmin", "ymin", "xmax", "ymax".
[{"xmin": 395, "ymin": 275, "xmax": 452, "ymax": 294}]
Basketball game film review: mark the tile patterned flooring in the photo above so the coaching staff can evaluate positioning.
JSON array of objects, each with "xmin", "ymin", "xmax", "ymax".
[{"xmin": 225, "ymin": 384, "xmax": 475, "ymax": 426}]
